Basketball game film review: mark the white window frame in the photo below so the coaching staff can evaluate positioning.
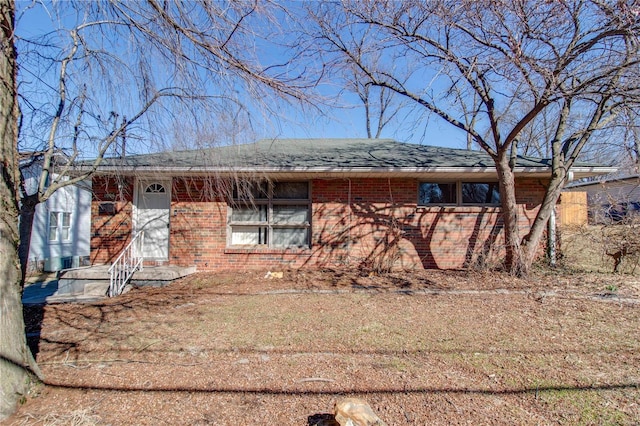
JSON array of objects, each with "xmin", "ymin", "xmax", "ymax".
[
  {"xmin": 49, "ymin": 211, "xmax": 72, "ymax": 242},
  {"xmin": 418, "ymin": 181, "xmax": 501, "ymax": 206},
  {"xmin": 228, "ymin": 181, "xmax": 311, "ymax": 249}
]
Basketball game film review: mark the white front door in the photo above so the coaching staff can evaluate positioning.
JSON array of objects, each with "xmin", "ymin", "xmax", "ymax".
[{"xmin": 135, "ymin": 180, "xmax": 171, "ymax": 260}]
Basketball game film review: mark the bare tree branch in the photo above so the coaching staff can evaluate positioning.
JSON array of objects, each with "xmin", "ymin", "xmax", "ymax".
[{"xmin": 302, "ymin": 0, "xmax": 640, "ymax": 274}]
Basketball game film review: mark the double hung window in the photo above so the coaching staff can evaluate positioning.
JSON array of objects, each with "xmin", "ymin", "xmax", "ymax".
[
  {"xmin": 49, "ymin": 212, "xmax": 71, "ymax": 242},
  {"xmin": 229, "ymin": 181, "xmax": 310, "ymax": 248}
]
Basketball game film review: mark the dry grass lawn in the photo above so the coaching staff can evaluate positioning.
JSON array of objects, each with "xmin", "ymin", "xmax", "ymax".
[
  {"xmin": 561, "ymin": 224, "xmax": 640, "ymax": 274},
  {"xmin": 8, "ymin": 268, "xmax": 640, "ymax": 425}
]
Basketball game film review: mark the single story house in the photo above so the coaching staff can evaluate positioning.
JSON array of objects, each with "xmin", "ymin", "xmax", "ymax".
[
  {"xmin": 21, "ymin": 153, "xmax": 92, "ymax": 272},
  {"xmin": 565, "ymin": 174, "xmax": 640, "ymax": 223},
  {"xmin": 87, "ymin": 138, "xmax": 613, "ymax": 271}
]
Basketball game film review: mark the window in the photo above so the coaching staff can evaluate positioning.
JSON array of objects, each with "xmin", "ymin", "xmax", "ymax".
[
  {"xmin": 462, "ymin": 182, "xmax": 500, "ymax": 205},
  {"xmin": 229, "ymin": 181, "xmax": 310, "ymax": 248},
  {"xmin": 49, "ymin": 212, "xmax": 71, "ymax": 242},
  {"xmin": 145, "ymin": 183, "xmax": 166, "ymax": 193},
  {"xmin": 419, "ymin": 182, "xmax": 501, "ymax": 206},
  {"xmin": 98, "ymin": 202, "xmax": 116, "ymax": 216},
  {"xmin": 419, "ymin": 183, "xmax": 456, "ymax": 204}
]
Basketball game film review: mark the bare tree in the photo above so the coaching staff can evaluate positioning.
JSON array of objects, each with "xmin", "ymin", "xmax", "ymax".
[
  {"xmin": 2, "ymin": 0, "xmax": 309, "ymax": 418},
  {"xmin": 304, "ymin": 0, "xmax": 640, "ymax": 275},
  {"xmin": 347, "ymin": 65, "xmax": 401, "ymax": 138},
  {"xmin": 1, "ymin": 0, "xmax": 43, "ymax": 417},
  {"xmin": 621, "ymin": 108, "xmax": 640, "ymax": 171}
]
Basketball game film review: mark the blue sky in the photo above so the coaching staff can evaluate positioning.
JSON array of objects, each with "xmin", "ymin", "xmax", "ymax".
[
  {"xmin": 266, "ymin": 90, "xmax": 469, "ymax": 147},
  {"xmin": 15, "ymin": 1, "xmax": 470, "ymax": 156}
]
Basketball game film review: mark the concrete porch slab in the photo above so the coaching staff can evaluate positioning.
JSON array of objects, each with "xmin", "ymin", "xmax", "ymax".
[
  {"xmin": 23, "ymin": 264, "xmax": 197, "ymax": 304},
  {"xmin": 59, "ymin": 264, "xmax": 197, "ymax": 283}
]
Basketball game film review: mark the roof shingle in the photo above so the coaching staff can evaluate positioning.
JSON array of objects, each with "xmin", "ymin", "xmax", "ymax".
[{"xmin": 97, "ymin": 138, "xmax": 558, "ymax": 170}]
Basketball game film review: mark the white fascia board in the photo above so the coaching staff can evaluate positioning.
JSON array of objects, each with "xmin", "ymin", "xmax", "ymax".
[{"xmin": 88, "ymin": 165, "xmax": 616, "ymax": 179}]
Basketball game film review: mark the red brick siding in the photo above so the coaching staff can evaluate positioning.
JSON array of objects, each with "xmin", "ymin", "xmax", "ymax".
[
  {"xmin": 90, "ymin": 175, "xmax": 134, "ymax": 264},
  {"xmin": 169, "ymin": 178, "xmax": 228, "ymax": 268},
  {"xmin": 91, "ymin": 176, "xmax": 548, "ymax": 271},
  {"xmin": 309, "ymin": 178, "xmax": 545, "ymax": 270}
]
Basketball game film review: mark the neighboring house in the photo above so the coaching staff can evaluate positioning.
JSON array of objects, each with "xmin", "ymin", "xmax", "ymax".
[
  {"xmin": 565, "ymin": 174, "xmax": 640, "ymax": 223},
  {"xmin": 87, "ymin": 139, "xmax": 613, "ymax": 271},
  {"xmin": 20, "ymin": 154, "xmax": 92, "ymax": 272}
]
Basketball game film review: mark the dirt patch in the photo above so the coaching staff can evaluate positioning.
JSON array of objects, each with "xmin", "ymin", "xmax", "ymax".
[{"xmin": 10, "ymin": 269, "xmax": 640, "ymax": 425}]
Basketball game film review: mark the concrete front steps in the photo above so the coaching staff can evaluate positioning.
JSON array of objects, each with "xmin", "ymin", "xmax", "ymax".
[
  {"xmin": 45, "ymin": 264, "xmax": 197, "ymax": 303},
  {"xmin": 45, "ymin": 279, "xmax": 113, "ymax": 304}
]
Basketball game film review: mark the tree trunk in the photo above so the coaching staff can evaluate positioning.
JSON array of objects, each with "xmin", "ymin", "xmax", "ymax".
[
  {"xmin": 0, "ymin": 0, "xmax": 42, "ymax": 419},
  {"xmin": 633, "ymin": 127, "xmax": 640, "ymax": 170},
  {"xmin": 18, "ymin": 194, "xmax": 37, "ymax": 279},
  {"xmin": 521, "ymin": 169, "xmax": 568, "ymax": 267},
  {"xmin": 495, "ymin": 152, "xmax": 527, "ymax": 276}
]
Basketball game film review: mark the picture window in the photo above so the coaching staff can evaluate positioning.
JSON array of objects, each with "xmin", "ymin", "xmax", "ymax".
[{"xmin": 419, "ymin": 182, "xmax": 501, "ymax": 206}]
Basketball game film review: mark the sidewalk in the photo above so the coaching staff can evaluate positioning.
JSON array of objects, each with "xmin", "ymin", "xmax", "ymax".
[
  {"xmin": 22, "ymin": 279, "xmax": 59, "ymax": 305},
  {"xmin": 22, "ymin": 277, "xmax": 109, "ymax": 304}
]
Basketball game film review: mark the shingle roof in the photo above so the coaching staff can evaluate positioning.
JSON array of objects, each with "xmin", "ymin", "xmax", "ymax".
[
  {"xmin": 566, "ymin": 174, "xmax": 640, "ymax": 188},
  {"xmin": 100, "ymin": 138, "xmax": 537, "ymax": 167},
  {"xmin": 91, "ymin": 138, "xmax": 612, "ymax": 178}
]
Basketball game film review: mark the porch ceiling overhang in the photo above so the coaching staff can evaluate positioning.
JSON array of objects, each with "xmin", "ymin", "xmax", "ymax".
[{"xmin": 86, "ymin": 165, "xmax": 617, "ymax": 180}]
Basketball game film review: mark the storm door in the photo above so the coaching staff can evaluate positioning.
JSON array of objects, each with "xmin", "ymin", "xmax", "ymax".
[{"xmin": 135, "ymin": 180, "xmax": 171, "ymax": 260}]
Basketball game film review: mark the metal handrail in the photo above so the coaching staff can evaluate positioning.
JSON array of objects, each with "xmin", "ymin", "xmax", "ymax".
[{"xmin": 107, "ymin": 231, "xmax": 144, "ymax": 297}]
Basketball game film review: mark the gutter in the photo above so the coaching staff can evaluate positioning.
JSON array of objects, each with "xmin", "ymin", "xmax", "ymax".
[{"xmin": 76, "ymin": 165, "xmax": 618, "ymax": 179}]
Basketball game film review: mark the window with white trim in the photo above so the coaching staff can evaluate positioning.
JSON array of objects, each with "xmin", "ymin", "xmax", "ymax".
[
  {"xmin": 49, "ymin": 211, "xmax": 71, "ymax": 242},
  {"xmin": 419, "ymin": 182, "xmax": 501, "ymax": 206},
  {"xmin": 229, "ymin": 181, "xmax": 310, "ymax": 248}
]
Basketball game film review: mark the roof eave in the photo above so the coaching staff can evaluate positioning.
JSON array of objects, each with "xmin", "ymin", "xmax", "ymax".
[
  {"xmin": 84, "ymin": 165, "xmax": 617, "ymax": 179},
  {"xmin": 566, "ymin": 167, "xmax": 619, "ymax": 180},
  {"xmin": 85, "ymin": 165, "xmax": 616, "ymax": 179}
]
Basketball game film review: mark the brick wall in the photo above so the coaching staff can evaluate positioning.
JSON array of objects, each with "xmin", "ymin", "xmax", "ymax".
[
  {"xmin": 309, "ymin": 177, "xmax": 546, "ymax": 270},
  {"xmin": 169, "ymin": 178, "xmax": 228, "ymax": 269},
  {"xmin": 90, "ymin": 175, "xmax": 134, "ymax": 264},
  {"xmin": 91, "ymin": 176, "xmax": 548, "ymax": 271}
]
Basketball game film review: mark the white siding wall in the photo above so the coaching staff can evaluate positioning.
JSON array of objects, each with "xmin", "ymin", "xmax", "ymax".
[
  {"xmin": 583, "ymin": 180, "xmax": 639, "ymax": 205},
  {"xmin": 28, "ymin": 180, "xmax": 92, "ymax": 269},
  {"xmin": 567, "ymin": 178, "xmax": 640, "ymax": 205}
]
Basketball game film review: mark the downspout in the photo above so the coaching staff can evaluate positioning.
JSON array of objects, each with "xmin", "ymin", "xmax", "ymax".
[
  {"xmin": 547, "ymin": 208, "xmax": 556, "ymax": 267},
  {"xmin": 347, "ymin": 178, "xmax": 352, "ymax": 260},
  {"xmin": 548, "ymin": 171, "xmax": 573, "ymax": 266}
]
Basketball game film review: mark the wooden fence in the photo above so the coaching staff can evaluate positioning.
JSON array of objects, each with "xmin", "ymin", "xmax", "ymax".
[{"xmin": 559, "ymin": 191, "xmax": 588, "ymax": 226}]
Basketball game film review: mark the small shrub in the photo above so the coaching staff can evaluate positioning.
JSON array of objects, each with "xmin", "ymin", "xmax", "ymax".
[
  {"xmin": 559, "ymin": 218, "xmax": 640, "ymax": 274},
  {"xmin": 601, "ymin": 219, "xmax": 640, "ymax": 273},
  {"xmin": 605, "ymin": 284, "xmax": 618, "ymax": 293}
]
